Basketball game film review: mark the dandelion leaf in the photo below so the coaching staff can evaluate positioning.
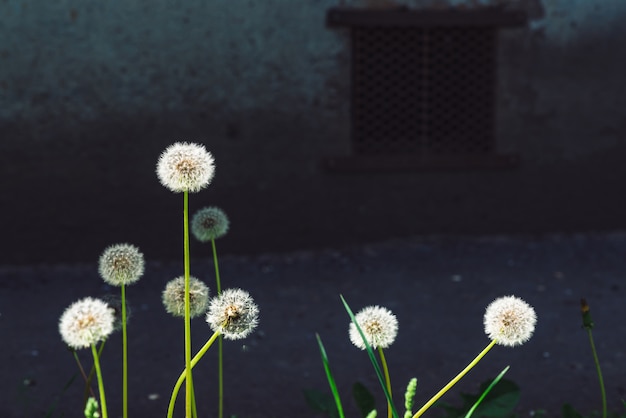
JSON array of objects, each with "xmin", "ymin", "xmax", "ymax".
[
  {"xmin": 303, "ymin": 388, "xmax": 340, "ymax": 418},
  {"xmin": 353, "ymin": 381, "xmax": 376, "ymax": 418},
  {"xmin": 436, "ymin": 378, "xmax": 519, "ymax": 418}
]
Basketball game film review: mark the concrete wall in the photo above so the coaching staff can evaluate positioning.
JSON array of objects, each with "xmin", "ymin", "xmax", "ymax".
[{"xmin": 1, "ymin": 0, "xmax": 625, "ymax": 264}]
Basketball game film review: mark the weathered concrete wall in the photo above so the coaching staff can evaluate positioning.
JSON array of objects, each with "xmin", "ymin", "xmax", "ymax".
[{"xmin": 1, "ymin": 0, "xmax": 626, "ymax": 264}]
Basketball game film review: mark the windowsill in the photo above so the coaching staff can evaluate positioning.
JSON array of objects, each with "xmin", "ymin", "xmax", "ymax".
[{"xmin": 323, "ymin": 153, "xmax": 520, "ymax": 173}]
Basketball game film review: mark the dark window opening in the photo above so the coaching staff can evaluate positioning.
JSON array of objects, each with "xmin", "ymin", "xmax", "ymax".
[{"xmin": 325, "ymin": 7, "xmax": 527, "ymax": 171}]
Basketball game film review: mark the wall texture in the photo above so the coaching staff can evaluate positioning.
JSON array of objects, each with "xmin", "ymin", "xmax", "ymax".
[{"xmin": 1, "ymin": 0, "xmax": 626, "ymax": 264}]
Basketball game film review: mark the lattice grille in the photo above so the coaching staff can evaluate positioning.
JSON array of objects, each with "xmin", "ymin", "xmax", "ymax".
[{"xmin": 351, "ymin": 26, "xmax": 496, "ymax": 156}]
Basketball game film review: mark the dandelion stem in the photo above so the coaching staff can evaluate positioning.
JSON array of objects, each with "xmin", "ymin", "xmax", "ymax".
[
  {"xmin": 121, "ymin": 283, "xmax": 128, "ymax": 418},
  {"xmin": 168, "ymin": 331, "xmax": 221, "ymax": 418},
  {"xmin": 212, "ymin": 239, "xmax": 222, "ymax": 294},
  {"xmin": 588, "ymin": 332, "xmax": 608, "ymax": 418},
  {"xmin": 183, "ymin": 190, "xmax": 193, "ymax": 418},
  {"xmin": 378, "ymin": 347, "xmax": 393, "ymax": 418},
  {"xmin": 91, "ymin": 343, "xmax": 108, "ymax": 418},
  {"xmin": 413, "ymin": 339, "xmax": 497, "ymax": 418},
  {"xmin": 211, "ymin": 238, "xmax": 224, "ymax": 418},
  {"xmin": 71, "ymin": 349, "xmax": 98, "ymax": 407},
  {"xmin": 581, "ymin": 299, "xmax": 607, "ymax": 418}
]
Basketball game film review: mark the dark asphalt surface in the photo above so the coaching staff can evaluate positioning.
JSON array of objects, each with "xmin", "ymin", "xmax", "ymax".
[{"xmin": 1, "ymin": 232, "xmax": 625, "ymax": 417}]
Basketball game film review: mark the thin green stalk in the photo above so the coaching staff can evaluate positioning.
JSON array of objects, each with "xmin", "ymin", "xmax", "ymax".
[
  {"xmin": 340, "ymin": 295, "xmax": 399, "ymax": 418},
  {"xmin": 378, "ymin": 347, "xmax": 393, "ymax": 418},
  {"xmin": 581, "ymin": 299, "xmax": 607, "ymax": 418},
  {"xmin": 464, "ymin": 366, "xmax": 510, "ymax": 418},
  {"xmin": 91, "ymin": 343, "xmax": 108, "ymax": 418},
  {"xmin": 316, "ymin": 333, "xmax": 346, "ymax": 418},
  {"xmin": 75, "ymin": 341, "xmax": 105, "ymax": 409},
  {"xmin": 413, "ymin": 339, "xmax": 497, "ymax": 418},
  {"xmin": 587, "ymin": 329, "xmax": 607, "ymax": 418},
  {"xmin": 212, "ymin": 239, "xmax": 221, "ymax": 294},
  {"xmin": 168, "ymin": 331, "xmax": 221, "ymax": 418},
  {"xmin": 212, "ymin": 238, "xmax": 224, "ymax": 418},
  {"xmin": 121, "ymin": 283, "xmax": 128, "ymax": 418},
  {"xmin": 183, "ymin": 190, "xmax": 193, "ymax": 418}
]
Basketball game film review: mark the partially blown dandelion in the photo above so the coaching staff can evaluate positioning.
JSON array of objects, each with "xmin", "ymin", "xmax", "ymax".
[
  {"xmin": 156, "ymin": 142, "xmax": 215, "ymax": 193},
  {"xmin": 98, "ymin": 243, "xmax": 145, "ymax": 286},
  {"xmin": 349, "ymin": 305, "xmax": 398, "ymax": 350},
  {"xmin": 483, "ymin": 295, "xmax": 537, "ymax": 347},
  {"xmin": 206, "ymin": 288, "xmax": 259, "ymax": 340},
  {"xmin": 162, "ymin": 276, "xmax": 210, "ymax": 318},
  {"xmin": 191, "ymin": 206, "xmax": 230, "ymax": 242},
  {"xmin": 59, "ymin": 297, "xmax": 115, "ymax": 350}
]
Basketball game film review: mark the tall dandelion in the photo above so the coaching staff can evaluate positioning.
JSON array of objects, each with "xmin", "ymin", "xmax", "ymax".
[
  {"xmin": 168, "ymin": 289, "xmax": 259, "ymax": 418},
  {"xmin": 98, "ymin": 243, "xmax": 144, "ymax": 418},
  {"xmin": 350, "ymin": 306, "xmax": 398, "ymax": 418},
  {"xmin": 157, "ymin": 141, "xmax": 215, "ymax": 418},
  {"xmin": 191, "ymin": 205, "xmax": 230, "ymax": 418},
  {"xmin": 413, "ymin": 295, "xmax": 537, "ymax": 418},
  {"xmin": 59, "ymin": 297, "xmax": 115, "ymax": 418}
]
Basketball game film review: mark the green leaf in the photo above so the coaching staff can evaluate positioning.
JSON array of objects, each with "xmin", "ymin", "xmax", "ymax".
[
  {"xmin": 340, "ymin": 295, "xmax": 400, "ymax": 418},
  {"xmin": 465, "ymin": 366, "xmax": 510, "ymax": 418},
  {"xmin": 353, "ymin": 382, "xmax": 376, "ymax": 418},
  {"xmin": 303, "ymin": 389, "xmax": 340, "ymax": 418},
  {"xmin": 315, "ymin": 333, "xmax": 345, "ymax": 418},
  {"xmin": 561, "ymin": 403, "xmax": 583, "ymax": 418},
  {"xmin": 435, "ymin": 378, "xmax": 519, "ymax": 418}
]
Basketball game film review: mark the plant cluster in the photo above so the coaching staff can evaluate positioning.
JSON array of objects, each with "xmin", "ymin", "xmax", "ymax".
[
  {"xmin": 54, "ymin": 142, "xmax": 624, "ymax": 418},
  {"xmin": 58, "ymin": 142, "xmax": 256, "ymax": 418}
]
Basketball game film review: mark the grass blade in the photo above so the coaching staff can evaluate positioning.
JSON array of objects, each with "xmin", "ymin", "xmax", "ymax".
[
  {"xmin": 316, "ymin": 333, "xmax": 345, "ymax": 418},
  {"xmin": 464, "ymin": 366, "xmax": 509, "ymax": 418},
  {"xmin": 340, "ymin": 295, "xmax": 400, "ymax": 418}
]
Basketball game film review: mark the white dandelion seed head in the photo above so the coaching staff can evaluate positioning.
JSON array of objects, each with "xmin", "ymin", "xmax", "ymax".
[
  {"xmin": 98, "ymin": 243, "xmax": 145, "ymax": 286},
  {"xmin": 191, "ymin": 206, "xmax": 230, "ymax": 242},
  {"xmin": 349, "ymin": 305, "xmax": 398, "ymax": 350},
  {"xmin": 483, "ymin": 295, "xmax": 537, "ymax": 347},
  {"xmin": 162, "ymin": 276, "xmax": 210, "ymax": 318},
  {"xmin": 59, "ymin": 297, "xmax": 115, "ymax": 349},
  {"xmin": 206, "ymin": 288, "xmax": 259, "ymax": 340},
  {"xmin": 156, "ymin": 142, "xmax": 215, "ymax": 193}
]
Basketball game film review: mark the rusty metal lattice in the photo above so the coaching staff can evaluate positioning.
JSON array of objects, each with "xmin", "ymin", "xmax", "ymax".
[{"xmin": 352, "ymin": 25, "xmax": 496, "ymax": 156}]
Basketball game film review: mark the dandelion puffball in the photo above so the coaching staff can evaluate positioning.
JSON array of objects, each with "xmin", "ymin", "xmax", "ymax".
[
  {"xmin": 156, "ymin": 142, "xmax": 215, "ymax": 193},
  {"xmin": 191, "ymin": 206, "xmax": 230, "ymax": 242},
  {"xmin": 483, "ymin": 295, "xmax": 537, "ymax": 347},
  {"xmin": 162, "ymin": 276, "xmax": 210, "ymax": 318},
  {"xmin": 349, "ymin": 305, "xmax": 398, "ymax": 350},
  {"xmin": 206, "ymin": 288, "xmax": 259, "ymax": 340},
  {"xmin": 59, "ymin": 297, "xmax": 115, "ymax": 349},
  {"xmin": 98, "ymin": 243, "xmax": 145, "ymax": 286}
]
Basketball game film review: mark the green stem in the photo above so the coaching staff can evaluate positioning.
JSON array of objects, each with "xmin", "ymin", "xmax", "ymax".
[
  {"xmin": 121, "ymin": 283, "xmax": 128, "ymax": 418},
  {"xmin": 71, "ymin": 349, "xmax": 97, "ymax": 408},
  {"xmin": 91, "ymin": 343, "xmax": 108, "ymax": 418},
  {"xmin": 378, "ymin": 347, "xmax": 393, "ymax": 418},
  {"xmin": 168, "ymin": 331, "xmax": 221, "ymax": 418},
  {"xmin": 211, "ymin": 239, "xmax": 222, "ymax": 294},
  {"xmin": 211, "ymin": 238, "xmax": 224, "ymax": 418},
  {"xmin": 183, "ymin": 190, "xmax": 193, "ymax": 418},
  {"xmin": 218, "ymin": 336, "xmax": 224, "ymax": 418},
  {"xmin": 587, "ymin": 328, "xmax": 607, "ymax": 418},
  {"xmin": 413, "ymin": 339, "xmax": 497, "ymax": 418}
]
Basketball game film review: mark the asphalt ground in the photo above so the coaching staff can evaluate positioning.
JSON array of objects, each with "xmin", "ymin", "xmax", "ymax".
[{"xmin": 1, "ymin": 232, "xmax": 625, "ymax": 417}]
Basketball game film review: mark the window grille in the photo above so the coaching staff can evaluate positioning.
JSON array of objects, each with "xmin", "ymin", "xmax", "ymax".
[{"xmin": 325, "ymin": 7, "xmax": 527, "ymax": 171}]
